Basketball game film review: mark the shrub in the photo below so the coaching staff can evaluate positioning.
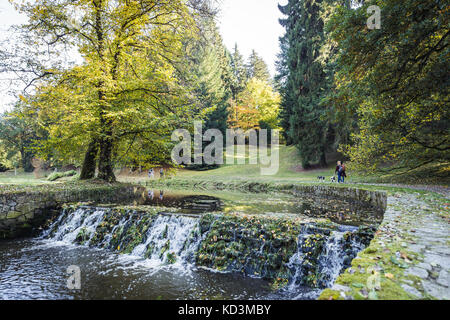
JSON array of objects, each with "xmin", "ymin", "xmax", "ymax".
[{"xmin": 47, "ymin": 170, "xmax": 77, "ymax": 181}]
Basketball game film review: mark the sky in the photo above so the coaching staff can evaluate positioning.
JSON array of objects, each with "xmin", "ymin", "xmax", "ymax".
[
  {"xmin": 217, "ymin": 0, "xmax": 286, "ymax": 76},
  {"xmin": 0, "ymin": 0, "xmax": 286, "ymax": 112}
]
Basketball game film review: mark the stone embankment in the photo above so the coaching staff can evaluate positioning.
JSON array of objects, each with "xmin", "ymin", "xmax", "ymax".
[
  {"xmin": 319, "ymin": 192, "xmax": 449, "ymax": 300},
  {"xmin": 0, "ymin": 183, "xmax": 146, "ymax": 238}
]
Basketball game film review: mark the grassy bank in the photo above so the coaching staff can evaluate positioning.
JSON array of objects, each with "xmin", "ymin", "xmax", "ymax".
[
  {"xmin": 2, "ymin": 146, "xmax": 448, "ymax": 189},
  {"xmin": 118, "ymin": 145, "xmax": 449, "ymax": 193},
  {"xmin": 0, "ymin": 171, "xmax": 51, "ymax": 185}
]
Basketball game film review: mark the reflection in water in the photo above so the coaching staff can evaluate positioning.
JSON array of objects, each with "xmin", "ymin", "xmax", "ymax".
[
  {"xmin": 142, "ymin": 190, "xmax": 382, "ymax": 226},
  {"xmin": 145, "ymin": 191, "xmax": 224, "ymax": 214}
]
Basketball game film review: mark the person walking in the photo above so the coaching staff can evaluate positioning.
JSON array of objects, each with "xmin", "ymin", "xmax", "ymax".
[
  {"xmin": 148, "ymin": 168, "xmax": 154, "ymax": 179},
  {"xmin": 159, "ymin": 168, "xmax": 164, "ymax": 179},
  {"xmin": 341, "ymin": 162, "xmax": 347, "ymax": 183},
  {"xmin": 335, "ymin": 161, "xmax": 342, "ymax": 183}
]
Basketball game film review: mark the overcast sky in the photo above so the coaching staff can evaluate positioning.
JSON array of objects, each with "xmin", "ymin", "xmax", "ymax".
[
  {"xmin": 218, "ymin": 0, "xmax": 286, "ymax": 75},
  {"xmin": 0, "ymin": 0, "xmax": 286, "ymax": 112}
]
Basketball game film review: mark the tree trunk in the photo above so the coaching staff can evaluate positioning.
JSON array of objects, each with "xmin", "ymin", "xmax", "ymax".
[
  {"xmin": 21, "ymin": 149, "xmax": 34, "ymax": 173},
  {"xmin": 97, "ymin": 132, "xmax": 116, "ymax": 182},
  {"xmin": 80, "ymin": 139, "xmax": 98, "ymax": 180},
  {"xmin": 93, "ymin": 0, "xmax": 116, "ymax": 183},
  {"xmin": 320, "ymin": 150, "xmax": 327, "ymax": 167}
]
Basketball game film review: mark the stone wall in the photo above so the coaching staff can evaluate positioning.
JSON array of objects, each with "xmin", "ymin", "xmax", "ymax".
[
  {"xmin": 0, "ymin": 183, "xmax": 146, "ymax": 239},
  {"xmin": 147, "ymin": 179, "xmax": 388, "ymax": 215},
  {"xmin": 291, "ymin": 185, "xmax": 387, "ymax": 214}
]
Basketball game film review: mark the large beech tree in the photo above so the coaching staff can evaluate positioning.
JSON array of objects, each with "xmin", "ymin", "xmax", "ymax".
[{"xmin": 10, "ymin": 0, "xmax": 200, "ymax": 181}]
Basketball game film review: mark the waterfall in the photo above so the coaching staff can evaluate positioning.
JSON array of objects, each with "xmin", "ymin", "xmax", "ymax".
[
  {"xmin": 41, "ymin": 207, "xmax": 202, "ymax": 267},
  {"xmin": 131, "ymin": 215, "xmax": 202, "ymax": 265},
  {"xmin": 287, "ymin": 226, "xmax": 365, "ymax": 289},
  {"xmin": 41, "ymin": 206, "xmax": 371, "ymax": 293},
  {"xmin": 43, "ymin": 207, "xmax": 105, "ymax": 244},
  {"xmin": 316, "ymin": 231, "xmax": 364, "ymax": 286}
]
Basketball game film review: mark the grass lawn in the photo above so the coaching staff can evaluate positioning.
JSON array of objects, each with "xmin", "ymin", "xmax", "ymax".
[
  {"xmin": 0, "ymin": 170, "xmax": 51, "ymax": 185},
  {"xmin": 1, "ymin": 145, "xmax": 448, "ymax": 192},
  {"xmin": 119, "ymin": 145, "xmax": 348, "ymax": 184},
  {"xmin": 119, "ymin": 145, "xmax": 449, "ymax": 190}
]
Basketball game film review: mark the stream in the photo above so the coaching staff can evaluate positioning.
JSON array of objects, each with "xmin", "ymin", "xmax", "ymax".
[{"xmin": 0, "ymin": 189, "xmax": 381, "ymax": 300}]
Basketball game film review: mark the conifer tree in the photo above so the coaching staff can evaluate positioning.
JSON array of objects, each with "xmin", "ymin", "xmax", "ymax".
[
  {"xmin": 230, "ymin": 44, "xmax": 248, "ymax": 100},
  {"xmin": 246, "ymin": 49, "xmax": 271, "ymax": 82},
  {"xmin": 278, "ymin": 0, "xmax": 334, "ymax": 168}
]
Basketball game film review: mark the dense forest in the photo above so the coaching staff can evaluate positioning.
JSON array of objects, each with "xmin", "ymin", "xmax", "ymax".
[
  {"xmin": 0, "ymin": 0, "xmax": 448, "ymax": 181},
  {"xmin": 277, "ymin": 0, "xmax": 449, "ymax": 173}
]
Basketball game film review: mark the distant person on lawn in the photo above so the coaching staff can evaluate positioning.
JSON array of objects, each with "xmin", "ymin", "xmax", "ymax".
[
  {"xmin": 160, "ymin": 168, "xmax": 164, "ymax": 179},
  {"xmin": 335, "ymin": 161, "xmax": 342, "ymax": 183},
  {"xmin": 148, "ymin": 168, "xmax": 154, "ymax": 179},
  {"xmin": 340, "ymin": 162, "xmax": 347, "ymax": 183}
]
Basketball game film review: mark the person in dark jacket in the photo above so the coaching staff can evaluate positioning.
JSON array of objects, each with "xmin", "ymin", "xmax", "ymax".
[
  {"xmin": 340, "ymin": 162, "xmax": 347, "ymax": 183},
  {"xmin": 335, "ymin": 161, "xmax": 342, "ymax": 183}
]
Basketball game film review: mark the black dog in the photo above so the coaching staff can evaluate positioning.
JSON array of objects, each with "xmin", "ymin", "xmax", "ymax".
[
  {"xmin": 330, "ymin": 176, "xmax": 336, "ymax": 183},
  {"xmin": 317, "ymin": 176, "xmax": 326, "ymax": 182}
]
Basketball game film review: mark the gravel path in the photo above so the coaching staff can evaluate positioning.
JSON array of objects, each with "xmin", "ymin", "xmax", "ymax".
[
  {"xmin": 352, "ymin": 183, "xmax": 450, "ymax": 198},
  {"xmin": 376, "ymin": 193, "xmax": 449, "ymax": 299},
  {"xmin": 323, "ymin": 192, "xmax": 450, "ymax": 300}
]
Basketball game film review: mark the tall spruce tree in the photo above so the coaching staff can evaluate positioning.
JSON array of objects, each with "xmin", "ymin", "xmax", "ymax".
[
  {"xmin": 186, "ymin": 18, "xmax": 232, "ymax": 137},
  {"xmin": 276, "ymin": 10, "xmax": 295, "ymax": 145},
  {"xmin": 278, "ymin": 0, "xmax": 334, "ymax": 168},
  {"xmin": 246, "ymin": 49, "xmax": 271, "ymax": 82},
  {"xmin": 230, "ymin": 44, "xmax": 248, "ymax": 100}
]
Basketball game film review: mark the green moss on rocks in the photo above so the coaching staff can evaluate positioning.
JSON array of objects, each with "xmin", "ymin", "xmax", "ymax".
[
  {"xmin": 196, "ymin": 213, "xmax": 302, "ymax": 286},
  {"xmin": 318, "ymin": 240, "xmax": 424, "ymax": 300}
]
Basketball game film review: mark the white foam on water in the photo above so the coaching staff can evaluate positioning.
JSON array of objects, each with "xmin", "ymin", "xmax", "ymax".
[
  {"xmin": 287, "ymin": 228, "xmax": 365, "ymax": 292},
  {"xmin": 132, "ymin": 215, "xmax": 202, "ymax": 267},
  {"xmin": 42, "ymin": 207, "xmax": 203, "ymax": 273}
]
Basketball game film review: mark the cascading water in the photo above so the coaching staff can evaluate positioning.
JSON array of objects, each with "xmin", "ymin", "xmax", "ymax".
[
  {"xmin": 41, "ymin": 207, "xmax": 203, "ymax": 267},
  {"xmin": 2, "ymin": 188, "xmax": 381, "ymax": 300},
  {"xmin": 41, "ymin": 207, "xmax": 106, "ymax": 244},
  {"xmin": 39, "ymin": 205, "xmax": 374, "ymax": 298},
  {"xmin": 131, "ymin": 215, "xmax": 202, "ymax": 265},
  {"xmin": 287, "ymin": 225, "xmax": 366, "ymax": 290}
]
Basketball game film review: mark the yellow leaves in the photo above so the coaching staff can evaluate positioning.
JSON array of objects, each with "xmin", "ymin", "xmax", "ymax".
[{"xmin": 229, "ymin": 78, "xmax": 281, "ymax": 131}]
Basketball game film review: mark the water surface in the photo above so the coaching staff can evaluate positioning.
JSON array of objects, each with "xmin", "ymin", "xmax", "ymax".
[{"xmin": 0, "ymin": 239, "xmax": 318, "ymax": 300}]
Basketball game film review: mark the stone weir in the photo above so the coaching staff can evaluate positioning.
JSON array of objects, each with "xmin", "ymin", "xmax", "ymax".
[
  {"xmin": 291, "ymin": 185, "xmax": 387, "ymax": 214},
  {"xmin": 42, "ymin": 205, "xmax": 378, "ymax": 292},
  {"xmin": 0, "ymin": 183, "xmax": 146, "ymax": 239}
]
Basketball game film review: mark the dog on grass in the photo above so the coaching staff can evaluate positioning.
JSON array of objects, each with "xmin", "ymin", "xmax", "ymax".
[
  {"xmin": 317, "ymin": 176, "xmax": 326, "ymax": 182},
  {"xmin": 330, "ymin": 176, "xmax": 336, "ymax": 183}
]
